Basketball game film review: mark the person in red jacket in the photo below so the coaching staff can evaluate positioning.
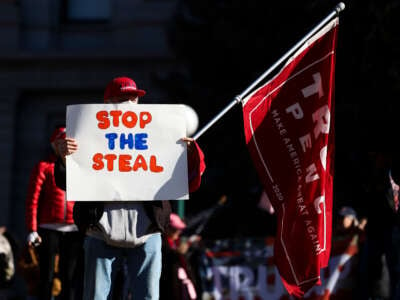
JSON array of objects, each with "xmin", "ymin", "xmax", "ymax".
[{"xmin": 25, "ymin": 126, "xmax": 83, "ymax": 300}]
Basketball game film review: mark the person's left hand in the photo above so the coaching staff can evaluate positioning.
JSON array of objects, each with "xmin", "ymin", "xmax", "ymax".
[
  {"xmin": 181, "ymin": 137, "xmax": 194, "ymax": 145},
  {"xmin": 182, "ymin": 137, "xmax": 195, "ymax": 153}
]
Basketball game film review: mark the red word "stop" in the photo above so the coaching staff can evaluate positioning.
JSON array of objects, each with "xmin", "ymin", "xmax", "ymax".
[{"xmin": 97, "ymin": 110, "xmax": 152, "ymax": 129}]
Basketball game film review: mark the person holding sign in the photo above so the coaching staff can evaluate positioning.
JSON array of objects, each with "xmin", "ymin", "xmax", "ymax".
[{"xmin": 54, "ymin": 76, "xmax": 206, "ymax": 300}]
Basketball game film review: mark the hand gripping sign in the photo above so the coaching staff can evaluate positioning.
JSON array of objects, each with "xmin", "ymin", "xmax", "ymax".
[{"xmin": 66, "ymin": 104, "xmax": 189, "ymax": 201}]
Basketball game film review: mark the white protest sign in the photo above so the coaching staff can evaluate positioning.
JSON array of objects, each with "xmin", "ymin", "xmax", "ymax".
[{"xmin": 66, "ymin": 103, "xmax": 189, "ymax": 201}]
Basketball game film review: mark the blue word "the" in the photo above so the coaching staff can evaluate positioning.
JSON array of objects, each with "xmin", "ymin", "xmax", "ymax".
[{"xmin": 105, "ymin": 133, "xmax": 148, "ymax": 150}]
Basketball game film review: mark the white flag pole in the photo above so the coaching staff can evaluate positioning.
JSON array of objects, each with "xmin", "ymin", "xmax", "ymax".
[{"xmin": 193, "ymin": 2, "xmax": 345, "ymax": 140}]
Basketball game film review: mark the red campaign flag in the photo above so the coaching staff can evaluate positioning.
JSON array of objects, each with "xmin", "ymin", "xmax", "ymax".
[{"xmin": 242, "ymin": 18, "xmax": 338, "ymax": 297}]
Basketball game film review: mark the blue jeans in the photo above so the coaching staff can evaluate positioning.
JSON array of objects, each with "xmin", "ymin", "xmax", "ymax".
[{"xmin": 82, "ymin": 233, "xmax": 162, "ymax": 300}]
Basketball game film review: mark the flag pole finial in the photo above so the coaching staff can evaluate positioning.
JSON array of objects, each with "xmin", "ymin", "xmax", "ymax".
[{"xmin": 335, "ymin": 2, "xmax": 345, "ymax": 14}]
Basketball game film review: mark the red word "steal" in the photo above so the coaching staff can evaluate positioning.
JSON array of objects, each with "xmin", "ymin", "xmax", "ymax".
[{"xmin": 92, "ymin": 153, "xmax": 164, "ymax": 172}]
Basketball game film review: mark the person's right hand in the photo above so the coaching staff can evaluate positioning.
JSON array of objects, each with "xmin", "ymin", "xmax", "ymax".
[
  {"xmin": 27, "ymin": 231, "xmax": 42, "ymax": 247},
  {"xmin": 54, "ymin": 137, "xmax": 78, "ymax": 158}
]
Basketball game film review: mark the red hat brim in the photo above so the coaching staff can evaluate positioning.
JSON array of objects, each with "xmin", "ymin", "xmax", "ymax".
[
  {"xmin": 103, "ymin": 86, "xmax": 146, "ymax": 101},
  {"xmin": 126, "ymin": 89, "xmax": 146, "ymax": 97}
]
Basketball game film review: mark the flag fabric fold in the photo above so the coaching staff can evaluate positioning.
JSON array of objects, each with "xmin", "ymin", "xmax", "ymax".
[{"xmin": 242, "ymin": 17, "xmax": 338, "ymax": 297}]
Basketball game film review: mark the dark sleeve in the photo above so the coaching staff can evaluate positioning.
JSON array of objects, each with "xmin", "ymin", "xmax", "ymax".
[
  {"xmin": 144, "ymin": 201, "xmax": 172, "ymax": 233},
  {"xmin": 54, "ymin": 158, "xmax": 66, "ymax": 190},
  {"xmin": 73, "ymin": 202, "xmax": 104, "ymax": 233}
]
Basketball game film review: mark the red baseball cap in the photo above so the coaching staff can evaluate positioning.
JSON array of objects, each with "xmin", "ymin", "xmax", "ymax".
[{"xmin": 103, "ymin": 77, "xmax": 146, "ymax": 101}]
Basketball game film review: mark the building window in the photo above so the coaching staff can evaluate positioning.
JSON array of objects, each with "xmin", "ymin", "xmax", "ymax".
[{"xmin": 65, "ymin": 0, "xmax": 111, "ymax": 22}]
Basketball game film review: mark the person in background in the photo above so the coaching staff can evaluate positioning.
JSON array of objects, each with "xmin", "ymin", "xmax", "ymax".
[
  {"xmin": 25, "ymin": 126, "xmax": 83, "ymax": 300},
  {"xmin": 333, "ymin": 206, "xmax": 367, "ymax": 258},
  {"xmin": 335, "ymin": 206, "xmax": 367, "ymax": 234},
  {"xmin": 54, "ymin": 76, "xmax": 206, "ymax": 300},
  {"xmin": 161, "ymin": 213, "xmax": 199, "ymax": 300},
  {"xmin": 329, "ymin": 206, "xmax": 367, "ymax": 299}
]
